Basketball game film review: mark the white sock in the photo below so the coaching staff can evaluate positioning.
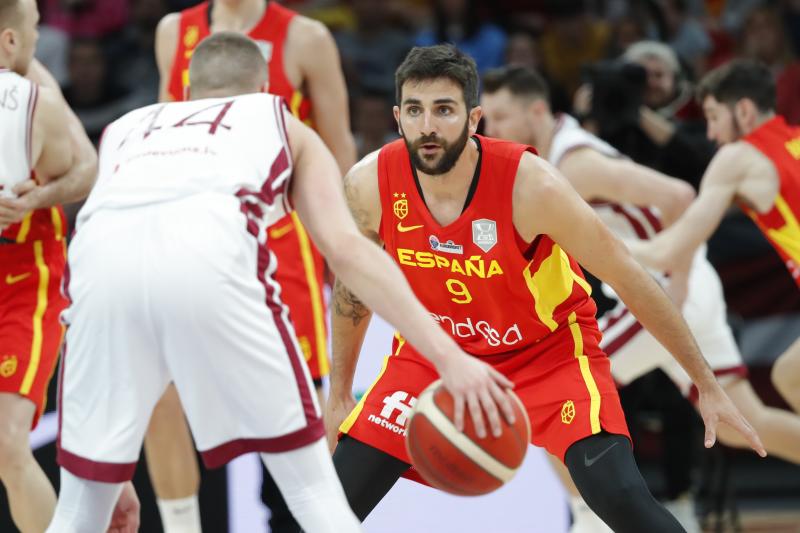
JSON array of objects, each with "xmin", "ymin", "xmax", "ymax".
[{"xmin": 157, "ymin": 495, "xmax": 202, "ymax": 533}]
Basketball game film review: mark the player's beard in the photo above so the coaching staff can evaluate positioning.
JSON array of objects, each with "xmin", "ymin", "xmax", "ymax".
[{"xmin": 404, "ymin": 120, "xmax": 470, "ymax": 176}]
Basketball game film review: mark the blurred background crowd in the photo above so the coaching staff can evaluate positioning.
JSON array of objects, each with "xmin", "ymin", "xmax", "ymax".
[{"xmin": 24, "ymin": 0, "xmax": 800, "ymax": 530}]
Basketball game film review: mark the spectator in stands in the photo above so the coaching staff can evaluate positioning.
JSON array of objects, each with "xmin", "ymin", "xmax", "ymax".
[
  {"xmin": 42, "ymin": 0, "xmax": 128, "ymax": 38},
  {"xmin": 351, "ymin": 88, "xmax": 397, "ymax": 158},
  {"xmin": 415, "ymin": 0, "xmax": 507, "ymax": 73}
]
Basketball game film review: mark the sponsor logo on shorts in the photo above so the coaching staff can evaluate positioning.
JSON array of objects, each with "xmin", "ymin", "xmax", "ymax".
[
  {"xmin": 429, "ymin": 235, "xmax": 463, "ymax": 254},
  {"xmin": 0, "ymin": 355, "xmax": 18, "ymax": 378},
  {"xmin": 431, "ymin": 314, "xmax": 522, "ymax": 347},
  {"xmin": 561, "ymin": 400, "xmax": 575, "ymax": 424},
  {"xmin": 367, "ymin": 391, "xmax": 417, "ymax": 436}
]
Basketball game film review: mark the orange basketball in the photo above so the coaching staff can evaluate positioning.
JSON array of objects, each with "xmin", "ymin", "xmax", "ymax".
[{"xmin": 405, "ymin": 380, "xmax": 530, "ymax": 496}]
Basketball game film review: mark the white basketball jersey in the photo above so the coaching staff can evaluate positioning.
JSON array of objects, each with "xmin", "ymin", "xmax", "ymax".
[
  {"xmin": 550, "ymin": 113, "xmax": 663, "ymax": 241},
  {"xmin": 0, "ymin": 69, "xmax": 38, "ymax": 199},
  {"xmin": 78, "ymin": 93, "xmax": 293, "ymax": 243}
]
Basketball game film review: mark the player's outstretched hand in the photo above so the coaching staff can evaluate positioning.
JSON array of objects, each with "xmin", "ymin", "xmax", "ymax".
[
  {"xmin": 698, "ymin": 384, "xmax": 767, "ymax": 457},
  {"xmin": 325, "ymin": 393, "xmax": 357, "ymax": 454},
  {"xmin": 107, "ymin": 481, "xmax": 140, "ymax": 533},
  {"xmin": 437, "ymin": 353, "xmax": 515, "ymax": 439}
]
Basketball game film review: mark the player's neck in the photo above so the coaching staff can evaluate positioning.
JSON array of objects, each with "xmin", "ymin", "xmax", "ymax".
[
  {"xmin": 533, "ymin": 113, "xmax": 556, "ymax": 160},
  {"xmin": 416, "ymin": 138, "xmax": 480, "ymax": 196},
  {"xmin": 210, "ymin": 0, "xmax": 266, "ymax": 33},
  {"xmin": 750, "ymin": 111, "xmax": 777, "ymax": 134}
]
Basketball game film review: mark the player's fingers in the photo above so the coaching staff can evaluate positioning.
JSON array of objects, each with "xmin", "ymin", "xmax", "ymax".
[
  {"xmin": 488, "ymin": 366, "xmax": 514, "ymax": 389},
  {"xmin": 703, "ymin": 415, "xmax": 717, "ymax": 448},
  {"xmin": 11, "ymin": 179, "xmax": 35, "ymax": 195},
  {"xmin": 478, "ymin": 388, "xmax": 502, "ymax": 437},
  {"xmin": 488, "ymin": 380, "xmax": 515, "ymax": 425},
  {"xmin": 467, "ymin": 392, "xmax": 487, "ymax": 439},
  {"xmin": 453, "ymin": 391, "xmax": 465, "ymax": 433},
  {"xmin": 729, "ymin": 413, "xmax": 767, "ymax": 457}
]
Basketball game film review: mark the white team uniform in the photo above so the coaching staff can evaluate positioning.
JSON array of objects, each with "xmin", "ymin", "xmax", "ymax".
[
  {"xmin": 58, "ymin": 93, "xmax": 324, "ymax": 482},
  {"xmin": 549, "ymin": 115, "xmax": 745, "ymax": 398},
  {"xmin": 0, "ymin": 68, "xmax": 38, "ymax": 205}
]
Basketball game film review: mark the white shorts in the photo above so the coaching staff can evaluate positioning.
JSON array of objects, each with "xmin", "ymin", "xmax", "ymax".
[
  {"xmin": 57, "ymin": 195, "xmax": 323, "ymax": 483},
  {"xmin": 599, "ymin": 250, "xmax": 746, "ymax": 399}
]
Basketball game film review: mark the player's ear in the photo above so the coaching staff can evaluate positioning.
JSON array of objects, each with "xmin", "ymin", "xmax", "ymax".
[
  {"xmin": 468, "ymin": 106, "xmax": 482, "ymax": 135},
  {"xmin": 393, "ymin": 105, "xmax": 401, "ymax": 135}
]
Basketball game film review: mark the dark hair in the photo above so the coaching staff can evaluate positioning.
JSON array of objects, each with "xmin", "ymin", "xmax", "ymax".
[
  {"xmin": 697, "ymin": 59, "xmax": 775, "ymax": 113},
  {"xmin": 482, "ymin": 65, "xmax": 550, "ymax": 101},
  {"xmin": 189, "ymin": 32, "xmax": 267, "ymax": 95},
  {"xmin": 395, "ymin": 45, "xmax": 479, "ymax": 109}
]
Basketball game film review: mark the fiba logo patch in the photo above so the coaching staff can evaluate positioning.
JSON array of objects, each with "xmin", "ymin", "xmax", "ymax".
[
  {"xmin": 561, "ymin": 400, "xmax": 575, "ymax": 425},
  {"xmin": 0, "ymin": 355, "xmax": 18, "ymax": 378},
  {"xmin": 393, "ymin": 193, "xmax": 409, "ymax": 219},
  {"xmin": 368, "ymin": 391, "xmax": 417, "ymax": 436}
]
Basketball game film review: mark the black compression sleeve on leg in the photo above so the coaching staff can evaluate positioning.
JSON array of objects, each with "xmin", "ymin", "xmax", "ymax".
[
  {"xmin": 333, "ymin": 435, "xmax": 411, "ymax": 522},
  {"xmin": 565, "ymin": 433, "xmax": 686, "ymax": 533}
]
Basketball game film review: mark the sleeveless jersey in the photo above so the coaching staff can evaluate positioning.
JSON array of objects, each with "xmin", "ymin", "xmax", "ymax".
[
  {"xmin": 377, "ymin": 135, "xmax": 598, "ymax": 357},
  {"xmin": 550, "ymin": 114, "xmax": 664, "ymax": 243},
  {"xmin": 167, "ymin": 0, "xmax": 312, "ymax": 124},
  {"xmin": 741, "ymin": 116, "xmax": 800, "ymax": 286},
  {"xmin": 0, "ymin": 69, "xmax": 65, "ymax": 243},
  {"xmin": 78, "ymin": 93, "xmax": 292, "ymax": 239}
]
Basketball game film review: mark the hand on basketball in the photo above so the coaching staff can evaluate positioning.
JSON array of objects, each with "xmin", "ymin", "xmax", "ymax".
[
  {"xmin": 0, "ymin": 179, "xmax": 40, "ymax": 230},
  {"xmin": 697, "ymin": 385, "xmax": 767, "ymax": 457},
  {"xmin": 438, "ymin": 354, "xmax": 516, "ymax": 439},
  {"xmin": 106, "ymin": 481, "xmax": 140, "ymax": 533},
  {"xmin": 324, "ymin": 393, "xmax": 357, "ymax": 453}
]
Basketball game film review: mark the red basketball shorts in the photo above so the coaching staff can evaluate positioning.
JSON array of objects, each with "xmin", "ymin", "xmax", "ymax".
[
  {"xmin": 268, "ymin": 211, "xmax": 329, "ymax": 381},
  {"xmin": 340, "ymin": 322, "xmax": 630, "ymax": 482},
  {"xmin": 0, "ymin": 239, "xmax": 67, "ymax": 428}
]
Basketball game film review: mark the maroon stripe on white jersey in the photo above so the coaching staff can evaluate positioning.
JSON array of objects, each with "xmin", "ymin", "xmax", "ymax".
[
  {"xmin": 26, "ymin": 83, "xmax": 39, "ymax": 169},
  {"xmin": 599, "ymin": 303, "xmax": 644, "ymax": 356},
  {"xmin": 640, "ymin": 206, "xmax": 663, "ymax": 233},
  {"xmin": 610, "ymin": 204, "xmax": 648, "ymax": 239}
]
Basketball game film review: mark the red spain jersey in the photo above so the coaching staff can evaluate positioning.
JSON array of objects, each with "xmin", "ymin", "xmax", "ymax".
[
  {"xmin": 377, "ymin": 136, "xmax": 599, "ymax": 358},
  {"xmin": 167, "ymin": 0, "xmax": 312, "ymax": 124},
  {"xmin": 741, "ymin": 116, "xmax": 800, "ymax": 286}
]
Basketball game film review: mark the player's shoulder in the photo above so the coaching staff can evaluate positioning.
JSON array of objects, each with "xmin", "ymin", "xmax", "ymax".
[
  {"xmin": 710, "ymin": 141, "xmax": 763, "ymax": 176},
  {"xmin": 346, "ymin": 150, "xmax": 380, "ymax": 186},
  {"xmin": 287, "ymin": 12, "xmax": 335, "ymax": 53},
  {"xmin": 513, "ymin": 150, "xmax": 570, "ymax": 204},
  {"xmin": 155, "ymin": 11, "xmax": 181, "ymax": 41}
]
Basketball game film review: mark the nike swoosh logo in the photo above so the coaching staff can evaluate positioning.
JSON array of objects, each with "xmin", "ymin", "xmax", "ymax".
[
  {"xmin": 5, "ymin": 272, "xmax": 31, "ymax": 285},
  {"xmin": 269, "ymin": 224, "xmax": 295, "ymax": 239},
  {"xmin": 397, "ymin": 223, "xmax": 424, "ymax": 233},
  {"xmin": 584, "ymin": 441, "xmax": 619, "ymax": 467}
]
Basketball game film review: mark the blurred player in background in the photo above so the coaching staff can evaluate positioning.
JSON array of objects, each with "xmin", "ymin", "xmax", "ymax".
[
  {"xmin": 317, "ymin": 45, "xmax": 763, "ymax": 533},
  {"xmin": 0, "ymin": 0, "xmax": 102, "ymax": 530},
  {"xmin": 631, "ymin": 59, "xmax": 800, "ymax": 419},
  {"xmin": 481, "ymin": 64, "xmax": 800, "ymax": 533},
  {"xmin": 46, "ymin": 32, "xmax": 510, "ymax": 533},
  {"xmin": 148, "ymin": 1, "xmax": 356, "ymax": 530}
]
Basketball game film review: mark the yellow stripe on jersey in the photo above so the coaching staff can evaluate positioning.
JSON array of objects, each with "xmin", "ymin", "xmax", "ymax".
[
  {"xmin": 393, "ymin": 332, "xmax": 406, "ymax": 355},
  {"xmin": 20, "ymin": 241, "xmax": 49, "ymax": 395},
  {"xmin": 766, "ymin": 195, "xmax": 800, "ymax": 264},
  {"xmin": 568, "ymin": 312, "xmax": 601, "ymax": 434},
  {"xmin": 50, "ymin": 207, "xmax": 63, "ymax": 241},
  {"xmin": 16, "ymin": 212, "xmax": 33, "ymax": 243},
  {"xmin": 340, "ymin": 355, "xmax": 390, "ymax": 434},
  {"xmin": 523, "ymin": 244, "xmax": 584, "ymax": 332},
  {"xmin": 291, "ymin": 211, "xmax": 329, "ymax": 376}
]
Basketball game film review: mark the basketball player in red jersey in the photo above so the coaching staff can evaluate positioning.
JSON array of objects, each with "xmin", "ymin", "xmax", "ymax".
[
  {"xmin": 632, "ymin": 59, "xmax": 800, "ymax": 418},
  {"xmin": 0, "ymin": 0, "xmax": 135, "ymax": 531},
  {"xmin": 147, "ymin": 1, "xmax": 356, "ymax": 530},
  {"xmin": 307, "ymin": 45, "xmax": 766, "ymax": 533}
]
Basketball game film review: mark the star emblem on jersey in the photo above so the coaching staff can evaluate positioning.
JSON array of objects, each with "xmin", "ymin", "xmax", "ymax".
[
  {"xmin": 472, "ymin": 219, "xmax": 497, "ymax": 252},
  {"xmin": 393, "ymin": 193, "xmax": 409, "ymax": 220},
  {"xmin": 0, "ymin": 355, "xmax": 17, "ymax": 378},
  {"xmin": 561, "ymin": 400, "xmax": 575, "ymax": 424}
]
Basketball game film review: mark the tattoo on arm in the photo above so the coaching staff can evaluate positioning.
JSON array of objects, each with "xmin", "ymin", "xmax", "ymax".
[{"xmin": 333, "ymin": 278, "xmax": 370, "ymax": 326}]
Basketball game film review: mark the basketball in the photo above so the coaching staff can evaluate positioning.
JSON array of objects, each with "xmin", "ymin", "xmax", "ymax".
[{"xmin": 405, "ymin": 380, "xmax": 531, "ymax": 496}]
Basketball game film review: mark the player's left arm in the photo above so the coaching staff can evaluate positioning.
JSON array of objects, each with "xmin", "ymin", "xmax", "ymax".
[
  {"xmin": 630, "ymin": 143, "xmax": 746, "ymax": 272},
  {"xmin": 23, "ymin": 59, "xmax": 97, "ymax": 206},
  {"xmin": 0, "ymin": 61, "xmax": 97, "ymax": 229},
  {"xmin": 292, "ymin": 16, "xmax": 357, "ymax": 175},
  {"xmin": 514, "ymin": 152, "xmax": 766, "ymax": 456}
]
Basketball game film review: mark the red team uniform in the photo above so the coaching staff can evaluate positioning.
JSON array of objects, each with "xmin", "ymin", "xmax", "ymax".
[
  {"xmin": 340, "ymin": 137, "xmax": 630, "ymax": 477},
  {"xmin": 740, "ymin": 116, "xmax": 800, "ymax": 286},
  {"xmin": 0, "ymin": 71, "xmax": 68, "ymax": 428},
  {"xmin": 166, "ymin": 1, "xmax": 329, "ymax": 380}
]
